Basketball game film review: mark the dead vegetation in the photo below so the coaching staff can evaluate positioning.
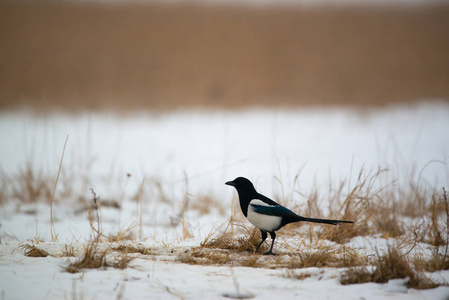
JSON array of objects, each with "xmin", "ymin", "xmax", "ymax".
[
  {"xmin": 112, "ymin": 244, "xmax": 153, "ymax": 255},
  {"xmin": 177, "ymin": 248, "xmax": 233, "ymax": 266},
  {"xmin": 293, "ymin": 168, "xmax": 449, "ymax": 250},
  {"xmin": 12, "ymin": 165, "xmax": 52, "ymax": 203},
  {"xmin": 168, "ymin": 168, "xmax": 449, "ymax": 291},
  {"xmin": 288, "ymin": 246, "xmax": 366, "ymax": 269},
  {"xmin": 177, "ymin": 217, "xmax": 367, "ymax": 269},
  {"xmin": 282, "ymin": 270, "xmax": 313, "ymax": 280},
  {"xmin": 64, "ymin": 243, "xmax": 108, "ymax": 273},
  {"xmin": 341, "ymin": 246, "xmax": 440, "ymax": 290},
  {"xmin": 413, "ymin": 252, "xmax": 449, "ymax": 273},
  {"xmin": 21, "ymin": 244, "xmax": 49, "ymax": 257},
  {"xmin": 5, "ymin": 158, "xmax": 444, "ymax": 249},
  {"xmin": 177, "ymin": 240, "xmax": 367, "ymax": 269},
  {"xmin": 64, "ymin": 243, "xmax": 133, "ymax": 273},
  {"xmin": 200, "ymin": 227, "xmax": 264, "ymax": 253},
  {"xmin": 190, "ymin": 194, "xmax": 226, "ymax": 216},
  {"xmin": 62, "ymin": 191, "xmax": 136, "ymax": 273},
  {"xmin": 106, "ymin": 225, "xmax": 136, "ymax": 243},
  {"xmin": 3, "ymin": 158, "xmax": 449, "ymax": 290},
  {"xmin": 62, "ymin": 244, "xmax": 76, "ymax": 257},
  {"xmin": 315, "ymin": 168, "xmax": 403, "ymax": 243},
  {"xmin": 53, "ymin": 178, "xmax": 447, "ymax": 287},
  {"xmin": 428, "ymin": 194, "xmax": 446, "ymax": 247},
  {"xmin": 173, "ymin": 225, "xmax": 266, "ymax": 266}
]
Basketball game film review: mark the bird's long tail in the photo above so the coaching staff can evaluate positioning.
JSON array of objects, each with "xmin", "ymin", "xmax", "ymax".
[{"xmin": 300, "ymin": 217, "xmax": 353, "ymax": 225}]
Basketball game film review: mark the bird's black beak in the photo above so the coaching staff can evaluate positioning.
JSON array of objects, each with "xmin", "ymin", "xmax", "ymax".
[{"xmin": 225, "ymin": 180, "xmax": 236, "ymax": 187}]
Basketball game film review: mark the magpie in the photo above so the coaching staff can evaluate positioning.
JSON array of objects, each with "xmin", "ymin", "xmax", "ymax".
[{"xmin": 226, "ymin": 177, "xmax": 354, "ymax": 255}]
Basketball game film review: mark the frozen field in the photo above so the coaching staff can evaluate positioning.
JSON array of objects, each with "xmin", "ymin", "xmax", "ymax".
[
  {"xmin": 1, "ymin": 102, "xmax": 448, "ymax": 203},
  {"xmin": 1, "ymin": 102, "xmax": 449, "ymax": 299}
]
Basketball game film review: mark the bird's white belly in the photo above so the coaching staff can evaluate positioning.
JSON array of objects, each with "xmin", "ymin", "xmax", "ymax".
[{"xmin": 247, "ymin": 206, "xmax": 282, "ymax": 232}]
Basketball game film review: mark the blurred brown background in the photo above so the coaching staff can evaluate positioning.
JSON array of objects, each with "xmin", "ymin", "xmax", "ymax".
[{"xmin": 1, "ymin": 2, "xmax": 448, "ymax": 111}]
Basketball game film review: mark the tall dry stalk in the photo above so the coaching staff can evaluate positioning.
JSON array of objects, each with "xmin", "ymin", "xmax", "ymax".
[
  {"xmin": 137, "ymin": 177, "xmax": 145, "ymax": 241},
  {"xmin": 90, "ymin": 189, "xmax": 102, "ymax": 243},
  {"xmin": 442, "ymin": 187, "xmax": 448, "ymax": 269},
  {"xmin": 50, "ymin": 134, "xmax": 69, "ymax": 241},
  {"xmin": 181, "ymin": 193, "xmax": 193, "ymax": 239}
]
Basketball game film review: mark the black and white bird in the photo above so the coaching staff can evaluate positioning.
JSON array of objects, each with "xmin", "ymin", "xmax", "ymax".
[{"xmin": 226, "ymin": 177, "xmax": 354, "ymax": 255}]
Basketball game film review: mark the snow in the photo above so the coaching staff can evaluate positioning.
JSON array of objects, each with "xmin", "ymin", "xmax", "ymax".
[
  {"xmin": 1, "ymin": 102, "xmax": 449, "ymax": 299},
  {"xmin": 1, "ymin": 102, "xmax": 448, "ymax": 204},
  {"xmin": 1, "ymin": 242, "xmax": 448, "ymax": 299}
]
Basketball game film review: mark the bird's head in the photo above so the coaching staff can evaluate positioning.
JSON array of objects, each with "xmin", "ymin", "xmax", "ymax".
[
  {"xmin": 225, "ymin": 177, "xmax": 256, "ymax": 193},
  {"xmin": 226, "ymin": 177, "xmax": 258, "ymax": 215}
]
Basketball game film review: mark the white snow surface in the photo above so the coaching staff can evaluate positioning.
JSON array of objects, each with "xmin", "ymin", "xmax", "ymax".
[
  {"xmin": 1, "ymin": 102, "xmax": 448, "ymax": 202},
  {"xmin": 1, "ymin": 102, "xmax": 449, "ymax": 299},
  {"xmin": 1, "ymin": 239, "xmax": 449, "ymax": 299}
]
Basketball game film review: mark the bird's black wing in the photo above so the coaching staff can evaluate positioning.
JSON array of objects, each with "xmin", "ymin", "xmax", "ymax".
[
  {"xmin": 256, "ymin": 193, "xmax": 281, "ymax": 206},
  {"xmin": 252, "ymin": 193, "xmax": 303, "ymax": 221},
  {"xmin": 250, "ymin": 203, "xmax": 299, "ymax": 218}
]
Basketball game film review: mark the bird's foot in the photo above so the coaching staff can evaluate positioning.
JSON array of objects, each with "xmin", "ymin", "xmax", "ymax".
[{"xmin": 263, "ymin": 251, "xmax": 277, "ymax": 256}]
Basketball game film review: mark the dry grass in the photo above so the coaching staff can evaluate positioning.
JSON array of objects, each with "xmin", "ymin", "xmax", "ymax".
[
  {"xmin": 289, "ymin": 250, "xmax": 340, "ymax": 269},
  {"xmin": 112, "ymin": 244, "xmax": 153, "ymax": 255},
  {"xmin": 87, "ymin": 189, "xmax": 103, "ymax": 243},
  {"xmin": 178, "ymin": 243, "xmax": 366, "ymax": 269},
  {"xmin": 50, "ymin": 135, "xmax": 69, "ymax": 242},
  {"xmin": 62, "ymin": 244, "xmax": 76, "ymax": 257},
  {"xmin": 64, "ymin": 242, "xmax": 133, "ymax": 273},
  {"xmin": 190, "ymin": 194, "xmax": 226, "ymax": 216},
  {"xmin": 64, "ymin": 243, "xmax": 108, "ymax": 273},
  {"xmin": 11, "ymin": 165, "xmax": 52, "ymax": 203},
  {"xmin": 3, "ymin": 156, "xmax": 445, "ymax": 250},
  {"xmin": 107, "ymin": 224, "xmax": 136, "ymax": 243},
  {"xmin": 3, "ymin": 156, "xmax": 448, "ymax": 291},
  {"xmin": 413, "ymin": 189, "xmax": 449, "ymax": 273},
  {"xmin": 282, "ymin": 270, "xmax": 313, "ymax": 280},
  {"xmin": 176, "ymin": 221, "xmax": 267, "ymax": 266},
  {"xmin": 179, "ymin": 215, "xmax": 368, "ymax": 269},
  {"xmin": 428, "ymin": 194, "xmax": 446, "ymax": 247},
  {"xmin": 136, "ymin": 178, "xmax": 145, "ymax": 241},
  {"xmin": 341, "ymin": 246, "xmax": 440, "ymax": 290},
  {"xmin": 281, "ymin": 245, "xmax": 366, "ymax": 270},
  {"xmin": 4, "ymin": 162, "xmax": 83, "ymax": 206},
  {"xmin": 239, "ymin": 254, "xmax": 262, "ymax": 268},
  {"xmin": 113, "ymin": 251, "xmax": 134, "ymax": 270},
  {"xmin": 191, "ymin": 249, "xmax": 233, "ymax": 266},
  {"xmin": 172, "ymin": 167, "xmax": 449, "ymax": 286},
  {"xmin": 21, "ymin": 244, "xmax": 49, "ymax": 257},
  {"xmin": 414, "ymin": 252, "xmax": 449, "ymax": 272},
  {"xmin": 308, "ymin": 168, "xmax": 446, "ymax": 243},
  {"xmin": 400, "ymin": 184, "xmax": 428, "ymax": 218},
  {"xmin": 201, "ymin": 227, "xmax": 264, "ymax": 253},
  {"xmin": 310, "ymin": 169, "xmax": 383, "ymax": 242},
  {"xmin": 181, "ymin": 193, "xmax": 193, "ymax": 240}
]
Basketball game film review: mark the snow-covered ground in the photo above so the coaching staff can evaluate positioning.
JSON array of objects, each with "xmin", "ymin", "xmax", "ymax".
[
  {"xmin": 1, "ymin": 102, "xmax": 449, "ymax": 299},
  {"xmin": 1, "ymin": 102, "xmax": 448, "ymax": 203},
  {"xmin": 1, "ymin": 239, "xmax": 449, "ymax": 300}
]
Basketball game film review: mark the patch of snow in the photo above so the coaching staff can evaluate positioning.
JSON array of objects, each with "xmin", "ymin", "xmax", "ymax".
[{"xmin": 1, "ymin": 102, "xmax": 449, "ymax": 299}]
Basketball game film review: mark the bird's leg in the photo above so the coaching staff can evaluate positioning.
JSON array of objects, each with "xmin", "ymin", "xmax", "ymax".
[
  {"xmin": 263, "ymin": 232, "xmax": 277, "ymax": 255},
  {"xmin": 255, "ymin": 230, "xmax": 267, "ymax": 252}
]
